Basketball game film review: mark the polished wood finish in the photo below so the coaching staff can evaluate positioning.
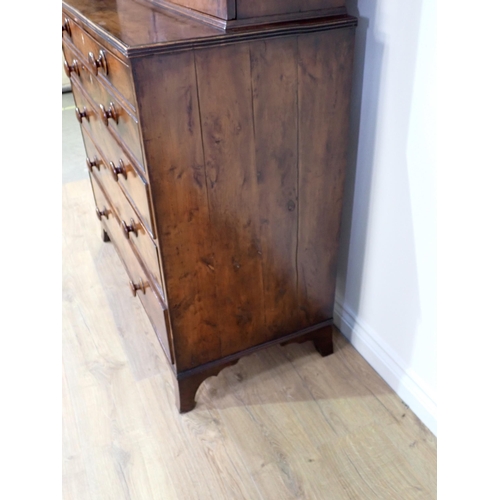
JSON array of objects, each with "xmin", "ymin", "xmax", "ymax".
[
  {"xmin": 133, "ymin": 28, "xmax": 355, "ymax": 376},
  {"xmin": 77, "ymin": 106, "xmax": 155, "ymax": 239},
  {"xmin": 62, "ymin": 15, "xmax": 137, "ymax": 105},
  {"xmin": 89, "ymin": 173, "xmax": 173, "ymax": 362},
  {"xmin": 82, "ymin": 133, "xmax": 164, "ymax": 296},
  {"xmin": 237, "ymin": 0, "xmax": 344, "ymax": 19},
  {"xmin": 62, "ymin": 0, "xmax": 355, "ymax": 57},
  {"xmin": 164, "ymin": 0, "xmax": 235, "ymax": 20},
  {"xmin": 62, "ymin": 41, "xmax": 136, "ymax": 117},
  {"xmin": 70, "ymin": 76, "xmax": 143, "ymax": 181},
  {"xmin": 146, "ymin": 0, "xmax": 346, "ymax": 29},
  {"xmin": 63, "ymin": 0, "xmax": 357, "ymax": 412},
  {"xmin": 62, "ymin": 181, "xmax": 437, "ymax": 498}
]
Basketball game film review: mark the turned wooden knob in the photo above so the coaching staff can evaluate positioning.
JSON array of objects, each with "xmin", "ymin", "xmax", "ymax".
[
  {"xmin": 95, "ymin": 206, "xmax": 109, "ymax": 221},
  {"xmin": 121, "ymin": 219, "xmax": 137, "ymax": 239},
  {"xmin": 62, "ymin": 18, "xmax": 71, "ymax": 37},
  {"xmin": 129, "ymin": 279, "xmax": 148, "ymax": 297},
  {"xmin": 86, "ymin": 156, "xmax": 100, "ymax": 172},
  {"xmin": 75, "ymin": 106, "xmax": 88, "ymax": 123},
  {"xmin": 99, "ymin": 102, "xmax": 117, "ymax": 126},
  {"xmin": 63, "ymin": 59, "xmax": 79, "ymax": 78},
  {"xmin": 88, "ymin": 50, "xmax": 108, "ymax": 76},
  {"xmin": 109, "ymin": 159, "xmax": 126, "ymax": 181}
]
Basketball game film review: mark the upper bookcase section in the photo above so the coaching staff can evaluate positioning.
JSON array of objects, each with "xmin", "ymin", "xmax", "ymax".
[{"xmin": 147, "ymin": 0, "xmax": 347, "ymax": 29}]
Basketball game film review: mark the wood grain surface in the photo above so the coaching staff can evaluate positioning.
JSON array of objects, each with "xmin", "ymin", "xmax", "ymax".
[
  {"xmin": 133, "ymin": 28, "xmax": 355, "ymax": 375},
  {"xmin": 160, "ymin": 0, "xmax": 235, "ymax": 20},
  {"xmin": 237, "ymin": 0, "xmax": 345, "ymax": 19},
  {"xmin": 63, "ymin": 178, "xmax": 437, "ymax": 500},
  {"xmin": 296, "ymin": 28, "xmax": 355, "ymax": 326}
]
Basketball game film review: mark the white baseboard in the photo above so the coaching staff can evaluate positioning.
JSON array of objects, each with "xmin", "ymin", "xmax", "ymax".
[{"xmin": 333, "ymin": 298, "xmax": 437, "ymax": 436}]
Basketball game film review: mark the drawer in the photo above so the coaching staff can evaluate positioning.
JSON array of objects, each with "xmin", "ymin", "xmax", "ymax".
[
  {"xmin": 98, "ymin": 96, "xmax": 144, "ymax": 165},
  {"xmin": 91, "ymin": 177, "xmax": 173, "ymax": 364},
  {"xmin": 81, "ymin": 125, "xmax": 155, "ymax": 239},
  {"xmin": 73, "ymin": 85, "xmax": 164, "ymax": 293},
  {"xmin": 62, "ymin": 12, "xmax": 137, "ymax": 108},
  {"xmin": 71, "ymin": 77, "xmax": 144, "ymax": 173},
  {"xmin": 63, "ymin": 41, "xmax": 136, "ymax": 123},
  {"xmin": 85, "ymin": 141, "xmax": 164, "ymax": 298}
]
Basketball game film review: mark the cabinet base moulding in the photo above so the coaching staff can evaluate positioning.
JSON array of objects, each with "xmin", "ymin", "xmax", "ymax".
[{"xmin": 174, "ymin": 322, "xmax": 334, "ymax": 413}]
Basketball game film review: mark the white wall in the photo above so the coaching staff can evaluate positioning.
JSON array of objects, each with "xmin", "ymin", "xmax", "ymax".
[{"xmin": 335, "ymin": 0, "xmax": 437, "ymax": 434}]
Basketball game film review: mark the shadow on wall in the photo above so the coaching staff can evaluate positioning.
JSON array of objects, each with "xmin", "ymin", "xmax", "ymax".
[{"xmin": 336, "ymin": 0, "xmax": 424, "ymax": 373}]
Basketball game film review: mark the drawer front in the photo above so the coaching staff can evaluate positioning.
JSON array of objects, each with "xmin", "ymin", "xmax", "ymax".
[
  {"xmin": 71, "ymin": 78, "xmax": 144, "ymax": 175},
  {"xmin": 63, "ymin": 41, "xmax": 135, "ymax": 122},
  {"xmin": 81, "ymin": 126, "xmax": 154, "ymax": 238},
  {"xmin": 73, "ymin": 76, "xmax": 164, "ymax": 294},
  {"xmin": 71, "ymin": 79, "xmax": 118, "ymax": 160},
  {"xmin": 91, "ymin": 177, "xmax": 173, "ymax": 364},
  {"xmin": 83, "ymin": 134, "xmax": 164, "ymax": 298},
  {"xmin": 62, "ymin": 13, "xmax": 136, "ymax": 108},
  {"xmin": 98, "ymin": 97, "xmax": 143, "ymax": 165}
]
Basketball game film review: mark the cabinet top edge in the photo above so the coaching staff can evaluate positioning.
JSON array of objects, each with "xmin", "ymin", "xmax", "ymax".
[
  {"xmin": 62, "ymin": 0, "xmax": 356, "ymax": 59},
  {"xmin": 128, "ymin": 15, "xmax": 357, "ymax": 58}
]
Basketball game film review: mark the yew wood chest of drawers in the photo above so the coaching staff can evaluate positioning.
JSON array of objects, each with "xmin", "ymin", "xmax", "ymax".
[{"xmin": 62, "ymin": 0, "xmax": 357, "ymax": 412}]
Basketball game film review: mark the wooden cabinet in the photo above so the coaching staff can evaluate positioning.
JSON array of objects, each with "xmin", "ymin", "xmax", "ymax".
[{"xmin": 62, "ymin": 0, "xmax": 357, "ymax": 412}]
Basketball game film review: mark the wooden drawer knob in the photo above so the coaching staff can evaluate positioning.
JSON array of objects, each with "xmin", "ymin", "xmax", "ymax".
[
  {"xmin": 75, "ymin": 106, "xmax": 88, "ymax": 123},
  {"xmin": 95, "ymin": 207, "xmax": 109, "ymax": 221},
  {"xmin": 109, "ymin": 159, "xmax": 127, "ymax": 181},
  {"xmin": 62, "ymin": 18, "xmax": 71, "ymax": 37},
  {"xmin": 121, "ymin": 219, "xmax": 138, "ymax": 239},
  {"xmin": 129, "ymin": 278, "xmax": 148, "ymax": 297},
  {"xmin": 88, "ymin": 50, "xmax": 108, "ymax": 76},
  {"xmin": 63, "ymin": 59, "xmax": 79, "ymax": 78},
  {"xmin": 99, "ymin": 103, "xmax": 118, "ymax": 126},
  {"xmin": 86, "ymin": 156, "xmax": 100, "ymax": 172}
]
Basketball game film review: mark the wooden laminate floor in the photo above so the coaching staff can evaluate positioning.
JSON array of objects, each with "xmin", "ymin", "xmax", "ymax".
[{"xmin": 62, "ymin": 96, "xmax": 437, "ymax": 498}]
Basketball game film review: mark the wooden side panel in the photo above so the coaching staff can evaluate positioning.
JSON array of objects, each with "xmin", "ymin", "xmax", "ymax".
[
  {"xmin": 297, "ymin": 28, "xmax": 355, "ymax": 325},
  {"xmin": 165, "ymin": 0, "xmax": 234, "ymax": 20},
  {"xmin": 132, "ymin": 51, "xmax": 221, "ymax": 371},
  {"xmin": 194, "ymin": 43, "xmax": 266, "ymax": 358},
  {"xmin": 133, "ymin": 27, "xmax": 355, "ymax": 371},
  {"xmin": 236, "ymin": 0, "xmax": 344, "ymax": 19},
  {"xmin": 248, "ymin": 38, "xmax": 302, "ymax": 337}
]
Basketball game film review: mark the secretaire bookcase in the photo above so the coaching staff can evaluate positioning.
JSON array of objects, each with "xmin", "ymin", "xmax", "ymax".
[{"xmin": 62, "ymin": 0, "xmax": 357, "ymax": 412}]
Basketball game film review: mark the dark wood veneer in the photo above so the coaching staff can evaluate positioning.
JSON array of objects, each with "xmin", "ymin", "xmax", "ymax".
[{"xmin": 63, "ymin": 0, "xmax": 357, "ymax": 413}]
